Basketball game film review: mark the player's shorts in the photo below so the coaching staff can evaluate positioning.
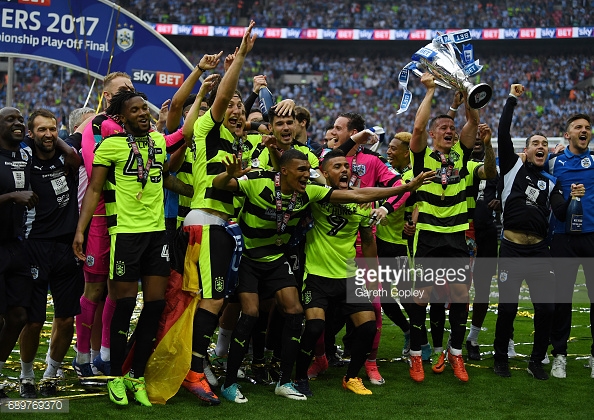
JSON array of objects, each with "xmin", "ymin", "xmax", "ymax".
[
  {"xmin": 302, "ymin": 274, "xmax": 374, "ymax": 316},
  {"xmin": 183, "ymin": 210, "xmax": 237, "ymax": 300},
  {"xmin": 25, "ymin": 239, "xmax": 83, "ymax": 323},
  {"xmin": 237, "ymin": 256, "xmax": 297, "ymax": 299},
  {"xmin": 109, "ymin": 231, "xmax": 170, "ymax": 282},
  {"xmin": 84, "ymin": 216, "xmax": 110, "ymax": 277},
  {"xmin": 0, "ymin": 240, "xmax": 32, "ymax": 314}
]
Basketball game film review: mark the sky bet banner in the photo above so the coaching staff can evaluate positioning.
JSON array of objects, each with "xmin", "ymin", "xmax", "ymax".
[{"xmin": 0, "ymin": 0, "xmax": 195, "ymax": 110}]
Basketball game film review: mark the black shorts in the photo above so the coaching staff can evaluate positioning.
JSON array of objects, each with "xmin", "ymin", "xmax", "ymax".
[
  {"xmin": 237, "ymin": 256, "xmax": 297, "ymax": 299},
  {"xmin": 302, "ymin": 274, "xmax": 374, "ymax": 316},
  {"xmin": 0, "ymin": 240, "xmax": 32, "ymax": 314},
  {"xmin": 376, "ymin": 237, "xmax": 409, "ymax": 258},
  {"xmin": 109, "ymin": 231, "xmax": 170, "ymax": 282},
  {"xmin": 25, "ymin": 239, "xmax": 83, "ymax": 323}
]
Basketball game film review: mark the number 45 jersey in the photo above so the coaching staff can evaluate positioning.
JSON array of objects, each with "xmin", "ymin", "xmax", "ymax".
[{"xmin": 305, "ymin": 201, "xmax": 372, "ymax": 279}]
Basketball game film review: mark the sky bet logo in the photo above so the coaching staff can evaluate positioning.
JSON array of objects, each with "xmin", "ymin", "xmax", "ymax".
[{"xmin": 132, "ymin": 69, "xmax": 184, "ymax": 87}]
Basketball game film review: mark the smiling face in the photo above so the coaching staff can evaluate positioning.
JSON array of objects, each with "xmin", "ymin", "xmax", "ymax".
[
  {"xmin": 223, "ymin": 94, "xmax": 244, "ymax": 134},
  {"xmin": 281, "ymin": 158, "xmax": 311, "ymax": 194},
  {"xmin": 29, "ymin": 115, "xmax": 58, "ymax": 157},
  {"xmin": 0, "ymin": 107, "xmax": 26, "ymax": 150},
  {"xmin": 429, "ymin": 117, "xmax": 456, "ymax": 154},
  {"xmin": 565, "ymin": 118, "xmax": 592, "ymax": 155},
  {"xmin": 120, "ymin": 96, "xmax": 151, "ymax": 136},
  {"xmin": 330, "ymin": 116, "xmax": 355, "ymax": 148},
  {"xmin": 322, "ymin": 156, "xmax": 351, "ymax": 190},
  {"xmin": 271, "ymin": 114, "xmax": 296, "ymax": 150},
  {"xmin": 524, "ymin": 134, "xmax": 548, "ymax": 167},
  {"xmin": 386, "ymin": 137, "xmax": 410, "ymax": 171}
]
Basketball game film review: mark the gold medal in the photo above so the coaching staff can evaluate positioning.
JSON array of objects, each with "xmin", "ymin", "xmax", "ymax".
[
  {"xmin": 275, "ymin": 237, "xmax": 283, "ymax": 246},
  {"xmin": 136, "ymin": 191, "xmax": 143, "ymax": 200}
]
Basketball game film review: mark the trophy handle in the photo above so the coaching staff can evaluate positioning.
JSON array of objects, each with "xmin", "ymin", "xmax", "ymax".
[
  {"xmin": 465, "ymin": 83, "xmax": 492, "ymax": 109},
  {"xmin": 413, "ymin": 62, "xmax": 457, "ymax": 90}
]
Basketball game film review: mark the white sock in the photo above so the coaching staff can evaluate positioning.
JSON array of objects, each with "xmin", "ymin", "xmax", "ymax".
[
  {"xmin": 449, "ymin": 347, "xmax": 462, "ymax": 356},
  {"xmin": 215, "ymin": 328, "xmax": 232, "ymax": 357},
  {"xmin": 433, "ymin": 347, "xmax": 443, "ymax": 354},
  {"xmin": 20, "ymin": 360, "xmax": 35, "ymax": 379},
  {"xmin": 91, "ymin": 349, "xmax": 100, "ymax": 362},
  {"xmin": 410, "ymin": 350, "xmax": 422, "ymax": 357},
  {"xmin": 44, "ymin": 357, "xmax": 61, "ymax": 378},
  {"xmin": 100, "ymin": 346, "xmax": 110, "ymax": 362},
  {"xmin": 466, "ymin": 325, "xmax": 481, "ymax": 345},
  {"xmin": 76, "ymin": 352, "xmax": 91, "ymax": 364}
]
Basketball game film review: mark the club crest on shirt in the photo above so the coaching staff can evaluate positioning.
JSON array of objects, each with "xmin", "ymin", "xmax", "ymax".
[
  {"xmin": 581, "ymin": 157, "xmax": 591, "ymax": 168},
  {"xmin": 303, "ymin": 290, "xmax": 312, "ymax": 305},
  {"xmin": 20, "ymin": 149, "xmax": 29, "ymax": 161},
  {"xmin": 352, "ymin": 163, "xmax": 366, "ymax": 176},
  {"xmin": 499, "ymin": 270, "xmax": 508, "ymax": 283},
  {"xmin": 86, "ymin": 255, "xmax": 95, "ymax": 267},
  {"xmin": 31, "ymin": 266, "xmax": 39, "ymax": 280},
  {"xmin": 214, "ymin": 276, "xmax": 225, "ymax": 293},
  {"xmin": 449, "ymin": 150, "xmax": 460, "ymax": 162},
  {"xmin": 537, "ymin": 180, "xmax": 547, "ymax": 190},
  {"xmin": 115, "ymin": 260, "xmax": 126, "ymax": 277}
]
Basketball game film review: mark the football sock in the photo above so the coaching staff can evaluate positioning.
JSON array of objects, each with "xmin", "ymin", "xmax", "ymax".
[
  {"xmin": 132, "ymin": 299, "xmax": 165, "ymax": 378},
  {"xmin": 279, "ymin": 313, "xmax": 304, "ymax": 385},
  {"xmin": 191, "ymin": 308, "xmax": 219, "ymax": 373},
  {"xmin": 345, "ymin": 321, "xmax": 376, "ymax": 380},
  {"xmin": 224, "ymin": 314, "xmax": 258, "ymax": 388},
  {"xmin": 295, "ymin": 319, "xmax": 325, "ymax": 380},
  {"xmin": 109, "ymin": 297, "xmax": 136, "ymax": 376}
]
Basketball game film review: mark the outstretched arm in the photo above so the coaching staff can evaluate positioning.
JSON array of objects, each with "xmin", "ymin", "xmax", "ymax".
[
  {"xmin": 213, "ymin": 154, "xmax": 252, "ymax": 191},
  {"xmin": 459, "ymin": 90, "xmax": 480, "ymax": 151}
]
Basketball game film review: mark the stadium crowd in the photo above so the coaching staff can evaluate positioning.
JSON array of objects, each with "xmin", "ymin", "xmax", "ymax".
[
  {"xmin": 117, "ymin": 0, "xmax": 594, "ymax": 29},
  {"xmin": 3, "ymin": 51, "xmax": 593, "ymax": 145}
]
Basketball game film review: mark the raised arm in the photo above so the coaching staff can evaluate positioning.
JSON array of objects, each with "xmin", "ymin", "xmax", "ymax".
[
  {"xmin": 410, "ymin": 73, "xmax": 435, "ymax": 154},
  {"xmin": 459, "ymin": 91, "xmax": 480, "ymax": 150},
  {"xmin": 211, "ymin": 22, "xmax": 257, "ymax": 123},
  {"xmin": 182, "ymin": 73, "xmax": 220, "ymax": 145},
  {"xmin": 166, "ymin": 51, "xmax": 223, "ymax": 132},
  {"xmin": 476, "ymin": 123, "xmax": 497, "ymax": 180},
  {"xmin": 498, "ymin": 84, "xmax": 524, "ymax": 174}
]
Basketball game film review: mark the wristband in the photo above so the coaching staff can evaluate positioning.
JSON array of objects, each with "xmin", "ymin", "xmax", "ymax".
[
  {"xmin": 198, "ymin": 65, "xmax": 206, "ymax": 72},
  {"xmin": 449, "ymin": 106, "xmax": 459, "ymax": 112}
]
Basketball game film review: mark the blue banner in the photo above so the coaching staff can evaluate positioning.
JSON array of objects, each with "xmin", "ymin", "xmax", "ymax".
[{"xmin": 0, "ymin": 0, "xmax": 194, "ymax": 110}]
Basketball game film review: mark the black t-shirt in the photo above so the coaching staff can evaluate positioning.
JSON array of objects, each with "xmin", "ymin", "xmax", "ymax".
[
  {"xmin": 25, "ymin": 151, "xmax": 78, "ymax": 240},
  {"xmin": 0, "ymin": 146, "xmax": 32, "ymax": 241}
]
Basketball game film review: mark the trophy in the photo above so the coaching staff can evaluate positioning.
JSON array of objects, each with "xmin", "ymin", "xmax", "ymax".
[{"xmin": 396, "ymin": 30, "xmax": 492, "ymax": 113}]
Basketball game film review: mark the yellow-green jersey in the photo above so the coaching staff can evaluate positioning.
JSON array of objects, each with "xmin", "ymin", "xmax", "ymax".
[
  {"xmin": 305, "ymin": 201, "xmax": 372, "ymax": 279},
  {"xmin": 411, "ymin": 142, "xmax": 473, "ymax": 233},
  {"xmin": 251, "ymin": 140, "xmax": 320, "ymax": 171},
  {"xmin": 93, "ymin": 131, "xmax": 166, "ymax": 234},
  {"xmin": 236, "ymin": 170, "xmax": 332, "ymax": 262},
  {"xmin": 176, "ymin": 145, "xmax": 195, "ymax": 228},
  {"xmin": 376, "ymin": 168, "xmax": 414, "ymax": 246},
  {"xmin": 464, "ymin": 160, "xmax": 484, "ymax": 223},
  {"xmin": 190, "ymin": 109, "xmax": 236, "ymax": 215}
]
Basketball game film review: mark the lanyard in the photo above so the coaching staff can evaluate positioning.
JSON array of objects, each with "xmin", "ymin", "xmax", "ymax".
[
  {"xmin": 435, "ymin": 151, "xmax": 454, "ymax": 190},
  {"xmin": 126, "ymin": 134, "xmax": 155, "ymax": 189},
  {"xmin": 348, "ymin": 148, "xmax": 362, "ymax": 188},
  {"xmin": 274, "ymin": 172, "xmax": 298, "ymax": 235}
]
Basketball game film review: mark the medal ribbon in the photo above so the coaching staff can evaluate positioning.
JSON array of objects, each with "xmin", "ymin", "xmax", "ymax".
[
  {"xmin": 436, "ymin": 151, "xmax": 454, "ymax": 190},
  {"xmin": 126, "ymin": 134, "xmax": 155, "ymax": 189},
  {"xmin": 348, "ymin": 148, "xmax": 361, "ymax": 188},
  {"xmin": 274, "ymin": 172, "xmax": 298, "ymax": 235}
]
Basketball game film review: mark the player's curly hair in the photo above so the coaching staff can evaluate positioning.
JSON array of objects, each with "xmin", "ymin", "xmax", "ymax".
[{"xmin": 104, "ymin": 90, "xmax": 148, "ymax": 117}]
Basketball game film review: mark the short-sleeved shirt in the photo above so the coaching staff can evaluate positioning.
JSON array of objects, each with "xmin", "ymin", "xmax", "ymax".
[
  {"xmin": 376, "ymin": 168, "xmax": 414, "ymax": 246},
  {"xmin": 0, "ymin": 145, "xmax": 32, "ymax": 241},
  {"xmin": 93, "ymin": 131, "xmax": 167, "ymax": 234},
  {"xmin": 305, "ymin": 201, "xmax": 371, "ymax": 279},
  {"xmin": 190, "ymin": 110, "xmax": 237, "ymax": 215},
  {"xmin": 251, "ymin": 140, "xmax": 319, "ymax": 171},
  {"xmin": 237, "ymin": 170, "xmax": 332, "ymax": 262},
  {"xmin": 411, "ymin": 142, "xmax": 473, "ymax": 233},
  {"xmin": 25, "ymin": 151, "xmax": 78, "ymax": 240}
]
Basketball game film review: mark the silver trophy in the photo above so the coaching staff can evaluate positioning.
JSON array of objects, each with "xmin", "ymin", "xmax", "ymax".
[{"xmin": 398, "ymin": 30, "xmax": 492, "ymax": 112}]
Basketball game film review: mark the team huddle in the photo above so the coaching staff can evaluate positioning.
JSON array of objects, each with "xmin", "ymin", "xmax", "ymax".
[{"xmin": 0, "ymin": 21, "xmax": 592, "ymax": 407}]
